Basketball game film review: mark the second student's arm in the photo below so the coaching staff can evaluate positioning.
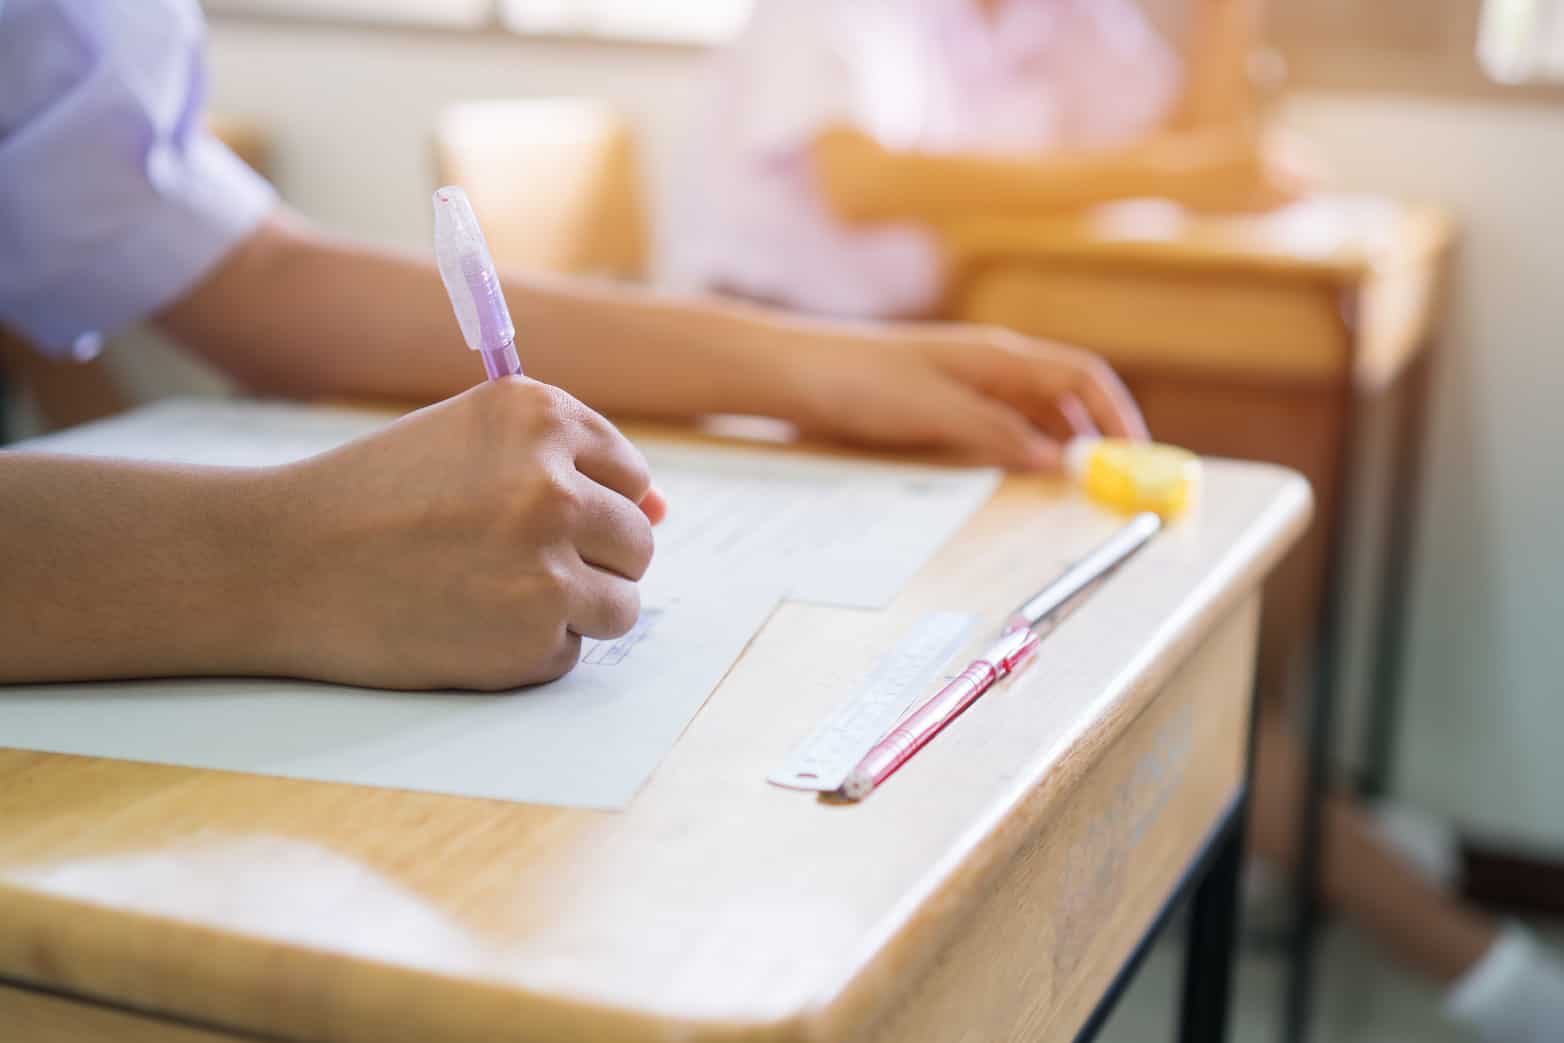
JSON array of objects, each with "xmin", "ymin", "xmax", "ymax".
[
  {"xmin": 811, "ymin": 124, "xmax": 1298, "ymax": 226},
  {"xmin": 156, "ymin": 210, "xmax": 1144, "ymax": 469}
]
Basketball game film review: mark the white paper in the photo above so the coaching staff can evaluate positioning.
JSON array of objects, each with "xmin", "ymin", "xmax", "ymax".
[
  {"xmin": 6, "ymin": 399, "xmax": 999, "ymax": 807},
  {"xmin": 645, "ymin": 442, "xmax": 1000, "ymax": 608},
  {"xmin": 0, "ymin": 575, "xmax": 777, "ymax": 809}
]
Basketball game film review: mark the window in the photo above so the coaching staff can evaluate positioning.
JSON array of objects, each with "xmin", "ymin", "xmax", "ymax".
[
  {"xmin": 1265, "ymin": 0, "xmax": 1564, "ymax": 99},
  {"xmin": 203, "ymin": 0, "xmax": 756, "ymax": 44},
  {"xmin": 203, "ymin": 0, "xmax": 491, "ymax": 28},
  {"xmin": 1480, "ymin": 0, "xmax": 1564, "ymax": 83},
  {"xmin": 501, "ymin": 0, "xmax": 753, "ymax": 44}
]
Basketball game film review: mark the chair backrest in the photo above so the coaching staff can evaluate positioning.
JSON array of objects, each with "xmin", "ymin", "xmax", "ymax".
[
  {"xmin": 434, "ymin": 99, "xmax": 650, "ymax": 280},
  {"xmin": 208, "ymin": 113, "xmax": 273, "ymax": 178}
]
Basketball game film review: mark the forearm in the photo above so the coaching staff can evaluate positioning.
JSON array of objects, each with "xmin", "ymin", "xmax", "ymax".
[
  {"xmin": 157, "ymin": 212, "xmax": 813, "ymax": 420},
  {"xmin": 0, "ymin": 454, "xmax": 287, "ymax": 683},
  {"xmin": 813, "ymin": 126, "xmax": 1262, "ymax": 224},
  {"xmin": 1170, "ymin": 0, "xmax": 1263, "ymax": 131}
]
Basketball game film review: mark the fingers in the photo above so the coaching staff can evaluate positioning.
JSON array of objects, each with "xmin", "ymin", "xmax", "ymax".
[
  {"xmin": 1004, "ymin": 341, "xmax": 1148, "ymax": 441},
  {"xmin": 1050, "ymin": 356, "xmax": 1145, "ymax": 441},
  {"xmin": 1056, "ymin": 393, "xmax": 1097, "ymax": 438},
  {"xmin": 573, "ymin": 475, "xmax": 655, "ymax": 581},
  {"xmin": 1035, "ymin": 391, "xmax": 1098, "ymax": 445},
  {"xmin": 514, "ymin": 631, "xmax": 583, "ymax": 688},
  {"xmin": 930, "ymin": 380, "xmax": 1061, "ymax": 470},
  {"xmin": 498, "ymin": 379, "xmax": 654, "ymax": 506},
  {"xmin": 570, "ymin": 410, "xmax": 654, "ymax": 507},
  {"xmin": 566, "ymin": 567, "xmax": 642, "ymax": 641}
]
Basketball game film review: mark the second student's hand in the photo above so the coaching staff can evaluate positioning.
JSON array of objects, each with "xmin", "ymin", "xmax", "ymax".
[
  {"xmin": 780, "ymin": 320, "xmax": 1149, "ymax": 471},
  {"xmin": 257, "ymin": 379, "xmax": 662, "ymax": 692}
]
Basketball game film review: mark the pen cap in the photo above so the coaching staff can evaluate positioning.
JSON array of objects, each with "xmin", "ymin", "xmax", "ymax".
[{"xmin": 432, "ymin": 186, "xmax": 515, "ymax": 354}]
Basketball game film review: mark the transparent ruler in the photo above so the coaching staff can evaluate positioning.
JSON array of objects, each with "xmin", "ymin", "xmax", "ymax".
[{"xmin": 768, "ymin": 611, "xmax": 976, "ymax": 793}]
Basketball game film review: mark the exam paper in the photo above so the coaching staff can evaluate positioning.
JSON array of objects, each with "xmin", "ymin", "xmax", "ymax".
[
  {"xmin": 6, "ymin": 399, "xmax": 999, "ymax": 807},
  {"xmin": 0, "ymin": 575, "xmax": 778, "ymax": 809},
  {"xmin": 646, "ymin": 442, "xmax": 1000, "ymax": 608}
]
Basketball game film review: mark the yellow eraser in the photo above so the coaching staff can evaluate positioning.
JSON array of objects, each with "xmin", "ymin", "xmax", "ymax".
[{"xmin": 1066, "ymin": 438, "xmax": 1201, "ymax": 520}]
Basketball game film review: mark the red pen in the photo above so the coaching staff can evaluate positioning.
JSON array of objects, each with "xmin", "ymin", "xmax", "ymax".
[{"xmin": 840, "ymin": 626, "xmax": 1041, "ymax": 800}]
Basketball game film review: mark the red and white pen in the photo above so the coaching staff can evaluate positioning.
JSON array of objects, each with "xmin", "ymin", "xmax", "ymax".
[{"xmin": 840, "ymin": 626, "xmax": 1041, "ymax": 801}]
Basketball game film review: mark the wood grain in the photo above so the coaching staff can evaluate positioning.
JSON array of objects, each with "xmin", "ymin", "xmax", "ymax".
[
  {"xmin": 0, "ymin": 982, "xmax": 252, "ymax": 1043},
  {"xmin": 942, "ymin": 197, "xmax": 1452, "ymax": 388},
  {"xmin": 0, "ymin": 447, "xmax": 1309, "ymax": 1043},
  {"xmin": 863, "ymin": 595, "xmax": 1260, "ymax": 1043}
]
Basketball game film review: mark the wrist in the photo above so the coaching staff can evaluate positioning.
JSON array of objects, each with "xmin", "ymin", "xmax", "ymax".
[
  {"xmin": 210, "ymin": 464, "xmax": 317, "ymax": 679},
  {"xmin": 672, "ymin": 300, "xmax": 828, "ymax": 426}
]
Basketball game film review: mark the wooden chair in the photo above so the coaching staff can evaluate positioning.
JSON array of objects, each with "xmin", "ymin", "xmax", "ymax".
[{"xmin": 433, "ymin": 99, "xmax": 650, "ymax": 279}]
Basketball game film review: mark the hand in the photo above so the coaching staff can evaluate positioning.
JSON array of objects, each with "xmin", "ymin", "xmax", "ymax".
[
  {"xmin": 784, "ymin": 324, "xmax": 1147, "ymax": 470},
  {"xmin": 1168, "ymin": 127, "xmax": 1323, "ymax": 214},
  {"xmin": 260, "ymin": 379, "xmax": 664, "ymax": 691}
]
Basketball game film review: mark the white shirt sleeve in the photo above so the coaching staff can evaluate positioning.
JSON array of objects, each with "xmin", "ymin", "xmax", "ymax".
[
  {"xmin": 718, "ymin": 0, "xmax": 860, "ymax": 158},
  {"xmin": 0, "ymin": 0, "xmax": 277, "ymax": 357}
]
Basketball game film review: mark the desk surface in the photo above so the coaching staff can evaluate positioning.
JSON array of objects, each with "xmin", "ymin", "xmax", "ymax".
[
  {"xmin": 945, "ymin": 194, "xmax": 1453, "ymax": 391},
  {"xmin": 0, "ymin": 437, "xmax": 1309, "ymax": 1043},
  {"xmin": 941, "ymin": 194, "xmax": 1453, "ymax": 286}
]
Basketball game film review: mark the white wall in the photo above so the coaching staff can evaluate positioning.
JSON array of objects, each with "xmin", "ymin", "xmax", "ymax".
[
  {"xmin": 1284, "ymin": 95, "xmax": 1564, "ymax": 841},
  {"xmin": 206, "ymin": 20, "xmax": 707, "ymax": 267},
  {"xmin": 199, "ymin": 20, "xmax": 1564, "ymax": 839}
]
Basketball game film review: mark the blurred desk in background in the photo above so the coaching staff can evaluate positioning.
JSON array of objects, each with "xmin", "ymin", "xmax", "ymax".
[
  {"xmin": 941, "ymin": 194, "xmax": 1455, "ymax": 1043},
  {"xmin": 944, "ymin": 193, "xmax": 1450, "ymax": 758}
]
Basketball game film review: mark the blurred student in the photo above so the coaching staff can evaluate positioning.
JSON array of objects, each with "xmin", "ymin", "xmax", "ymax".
[
  {"xmin": 683, "ymin": 0, "xmax": 1302, "ymax": 316},
  {"xmin": 686, "ymin": 2, "xmax": 1564, "ymax": 1040},
  {"xmin": 0, "ymin": 0, "xmax": 1144, "ymax": 691}
]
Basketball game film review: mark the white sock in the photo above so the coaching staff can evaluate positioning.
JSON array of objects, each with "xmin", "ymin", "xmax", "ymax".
[
  {"xmin": 1372, "ymin": 800, "xmax": 1462, "ymax": 889},
  {"xmin": 1445, "ymin": 925, "xmax": 1564, "ymax": 1043}
]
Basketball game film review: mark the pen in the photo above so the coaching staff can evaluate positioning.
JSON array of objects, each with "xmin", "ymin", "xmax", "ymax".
[
  {"xmin": 840, "ymin": 626, "xmax": 1041, "ymax": 800},
  {"xmin": 432, "ymin": 186, "xmax": 523, "ymax": 380},
  {"xmin": 1007, "ymin": 511, "xmax": 1161, "ymax": 634},
  {"xmin": 839, "ymin": 513, "xmax": 1162, "ymax": 800}
]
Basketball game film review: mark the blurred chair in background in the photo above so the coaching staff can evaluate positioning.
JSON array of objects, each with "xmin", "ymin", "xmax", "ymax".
[
  {"xmin": 0, "ymin": 115, "xmax": 272, "ymax": 441},
  {"xmin": 434, "ymin": 98, "xmax": 649, "ymax": 279}
]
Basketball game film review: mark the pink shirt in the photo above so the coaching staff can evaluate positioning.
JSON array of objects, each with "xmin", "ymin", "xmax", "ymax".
[{"xmin": 682, "ymin": 0, "xmax": 1182, "ymax": 318}]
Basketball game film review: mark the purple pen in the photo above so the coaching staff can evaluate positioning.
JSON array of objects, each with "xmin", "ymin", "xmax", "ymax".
[{"xmin": 432, "ymin": 186, "xmax": 523, "ymax": 380}]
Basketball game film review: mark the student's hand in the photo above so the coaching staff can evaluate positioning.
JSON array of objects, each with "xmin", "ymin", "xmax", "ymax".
[
  {"xmin": 785, "ymin": 325, "xmax": 1148, "ymax": 470},
  {"xmin": 1166, "ymin": 127, "xmax": 1321, "ymax": 214},
  {"xmin": 262, "ymin": 379, "xmax": 663, "ymax": 691}
]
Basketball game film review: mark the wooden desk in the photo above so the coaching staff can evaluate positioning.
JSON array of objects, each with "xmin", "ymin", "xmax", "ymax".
[
  {"xmin": 0, "ymin": 445, "xmax": 1309, "ymax": 1043},
  {"xmin": 942, "ymin": 194, "xmax": 1452, "ymax": 1043},
  {"xmin": 944, "ymin": 195, "xmax": 1449, "ymax": 707}
]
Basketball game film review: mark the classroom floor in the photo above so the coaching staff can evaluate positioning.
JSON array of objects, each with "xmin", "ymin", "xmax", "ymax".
[{"xmin": 1097, "ymin": 917, "xmax": 1479, "ymax": 1043}]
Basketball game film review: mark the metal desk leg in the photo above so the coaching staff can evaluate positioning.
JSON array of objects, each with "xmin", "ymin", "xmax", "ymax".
[
  {"xmin": 1285, "ymin": 373, "xmax": 1360, "ymax": 1043},
  {"xmin": 1178, "ymin": 814, "xmax": 1246, "ymax": 1043},
  {"xmin": 1179, "ymin": 671, "xmax": 1262, "ymax": 1043},
  {"xmin": 1358, "ymin": 347, "xmax": 1437, "ymax": 799}
]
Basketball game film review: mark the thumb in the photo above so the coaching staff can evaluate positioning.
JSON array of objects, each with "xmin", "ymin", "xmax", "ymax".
[{"xmin": 934, "ymin": 383, "xmax": 1061, "ymax": 471}]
